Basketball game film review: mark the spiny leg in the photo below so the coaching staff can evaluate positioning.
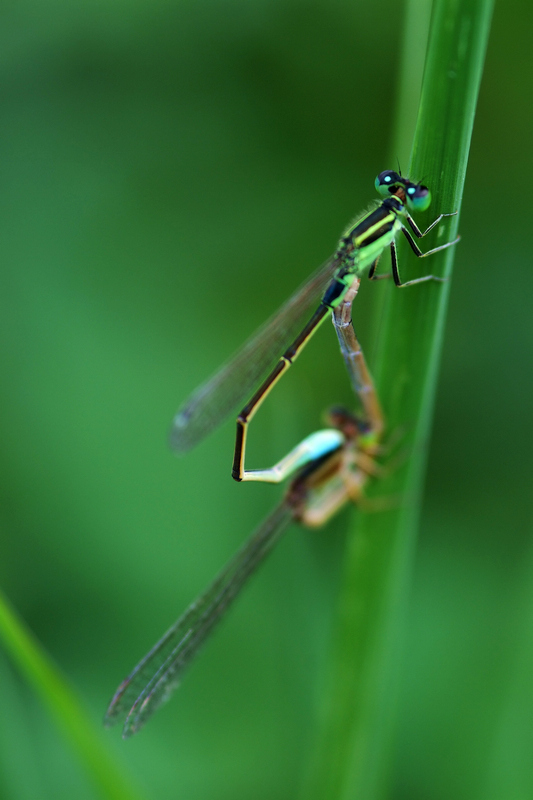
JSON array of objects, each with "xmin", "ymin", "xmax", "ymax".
[
  {"xmin": 405, "ymin": 209, "xmax": 458, "ymax": 238},
  {"xmin": 298, "ymin": 478, "xmax": 358, "ymax": 527},
  {"xmin": 401, "ymin": 225, "xmax": 460, "ymax": 259},
  {"xmin": 368, "ymin": 257, "xmax": 391, "ymax": 281},
  {"xmin": 390, "ymin": 230, "xmax": 459, "ymax": 288},
  {"xmin": 298, "ymin": 449, "xmax": 385, "ymax": 525}
]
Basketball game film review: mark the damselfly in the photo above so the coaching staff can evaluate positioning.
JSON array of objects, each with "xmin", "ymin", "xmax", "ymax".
[{"xmin": 170, "ymin": 171, "xmax": 458, "ymax": 479}]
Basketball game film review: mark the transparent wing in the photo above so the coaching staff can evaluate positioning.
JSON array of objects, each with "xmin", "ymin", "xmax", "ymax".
[
  {"xmin": 104, "ymin": 502, "xmax": 293, "ymax": 738},
  {"xmin": 170, "ymin": 253, "xmax": 341, "ymax": 452}
]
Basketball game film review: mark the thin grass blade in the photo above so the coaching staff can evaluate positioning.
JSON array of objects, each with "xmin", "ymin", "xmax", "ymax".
[{"xmin": 0, "ymin": 589, "xmax": 144, "ymax": 800}]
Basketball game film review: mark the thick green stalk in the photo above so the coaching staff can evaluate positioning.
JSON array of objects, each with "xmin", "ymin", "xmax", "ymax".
[{"xmin": 305, "ymin": 1, "xmax": 494, "ymax": 798}]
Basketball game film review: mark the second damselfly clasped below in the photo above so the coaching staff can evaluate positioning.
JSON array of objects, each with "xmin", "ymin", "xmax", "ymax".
[
  {"xmin": 169, "ymin": 170, "xmax": 459, "ymax": 476},
  {"xmin": 105, "ymin": 308, "xmax": 384, "ymax": 738}
]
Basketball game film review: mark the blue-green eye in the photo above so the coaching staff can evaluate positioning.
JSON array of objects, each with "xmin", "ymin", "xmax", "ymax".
[
  {"xmin": 375, "ymin": 170, "xmax": 402, "ymax": 197},
  {"xmin": 405, "ymin": 183, "xmax": 431, "ymax": 212}
]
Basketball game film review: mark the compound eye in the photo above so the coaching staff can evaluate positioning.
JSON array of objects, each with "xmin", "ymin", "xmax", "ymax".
[
  {"xmin": 375, "ymin": 170, "xmax": 402, "ymax": 197},
  {"xmin": 405, "ymin": 183, "xmax": 431, "ymax": 212}
]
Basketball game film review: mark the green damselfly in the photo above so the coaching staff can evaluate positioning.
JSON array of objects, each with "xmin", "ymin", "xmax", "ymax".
[
  {"xmin": 105, "ymin": 306, "xmax": 384, "ymax": 738},
  {"xmin": 169, "ymin": 171, "xmax": 458, "ymax": 479}
]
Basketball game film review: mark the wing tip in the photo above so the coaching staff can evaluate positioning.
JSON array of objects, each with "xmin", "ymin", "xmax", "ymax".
[{"xmin": 168, "ymin": 413, "xmax": 195, "ymax": 453}]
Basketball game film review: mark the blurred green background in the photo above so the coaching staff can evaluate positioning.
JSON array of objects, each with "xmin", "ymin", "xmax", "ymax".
[{"xmin": 1, "ymin": 1, "xmax": 532, "ymax": 798}]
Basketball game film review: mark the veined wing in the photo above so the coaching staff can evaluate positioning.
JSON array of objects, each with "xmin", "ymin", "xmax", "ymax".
[
  {"xmin": 104, "ymin": 502, "xmax": 292, "ymax": 738},
  {"xmin": 170, "ymin": 253, "xmax": 341, "ymax": 452}
]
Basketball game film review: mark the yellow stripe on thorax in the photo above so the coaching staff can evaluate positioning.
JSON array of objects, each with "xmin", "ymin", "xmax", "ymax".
[{"xmin": 353, "ymin": 211, "xmax": 396, "ymax": 248}]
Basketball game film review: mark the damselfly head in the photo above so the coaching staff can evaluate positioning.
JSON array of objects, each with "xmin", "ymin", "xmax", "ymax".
[
  {"xmin": 324, "ymin": 406, "xmax": 366, "ymax": 440},
  {"xmin": 403, "ymin": 181, "xmax": 432, "ymax": 213},
  {"xmin": 375, "ymin": 170, "xmax": 432, "ymax": 213},
  {"xmin": 375, "ymin": 170, "xmax": 403, "ymax": 197}
]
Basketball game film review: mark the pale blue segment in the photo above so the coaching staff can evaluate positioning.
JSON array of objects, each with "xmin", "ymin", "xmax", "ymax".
[
  {"xmin": 291, "ymin": 429, "xmax": 345, "ymax": 468},
  {"xmin": 241, "ymin": 428, "xmax": 345, "ymax": 483}
]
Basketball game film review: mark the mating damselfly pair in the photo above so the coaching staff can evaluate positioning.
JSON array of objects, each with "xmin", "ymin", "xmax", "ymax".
[{"xmin": 105, "ymin": 170, "xmax": 458, "ymax": 737}]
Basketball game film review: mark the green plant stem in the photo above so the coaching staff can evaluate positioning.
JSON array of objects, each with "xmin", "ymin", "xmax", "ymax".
[
  {"xmin": 305, "ymin": 1, "xmax": 494, "ymax": 798},
  {"xmin": 392, "ymin": 0, "xmax": 433, "ymax": 167},
  {"xmin": 0, "ymin": 589, "xmax": 146, "ymax": 800}
]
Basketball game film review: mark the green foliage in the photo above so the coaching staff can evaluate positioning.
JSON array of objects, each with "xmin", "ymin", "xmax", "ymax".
[{"xmin": 1, "ymin": 1, "xmax": 531, "ymax": 799}]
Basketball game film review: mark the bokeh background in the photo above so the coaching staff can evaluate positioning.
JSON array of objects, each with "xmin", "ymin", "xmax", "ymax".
[{"xmin": 1, "ymin": 1, "xmax": 532, "ymax": 798}]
